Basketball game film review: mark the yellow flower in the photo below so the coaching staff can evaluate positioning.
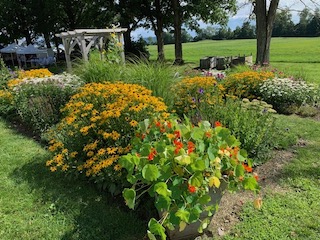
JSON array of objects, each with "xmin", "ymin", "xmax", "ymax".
[
  {"xmin": 50, "ymin": 166, "xmax": 57, "ymax": 172},
  {"xmin": 70, "ymin": 151, "xmax": 78, "ymax": 158},
  {"xmin": 107, "ymin": 147, "xmax": 118, "ymax": 155},
  {"xmin": 114, "ymin": 164, "xmax": 122, "ymax": 171},
  {"xmin": 129, "ymin": 120, "xmax": 138, "ymax": 127}
]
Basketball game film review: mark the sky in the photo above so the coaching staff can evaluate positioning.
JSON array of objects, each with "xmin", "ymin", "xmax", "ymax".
[{"xmin": 131, "ymin": 0, "xmax": 320, "ymax": 39}]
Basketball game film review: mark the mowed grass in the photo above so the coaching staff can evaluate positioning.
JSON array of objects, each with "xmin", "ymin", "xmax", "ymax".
[
  {"xmin": 148, "ymin": 37, "xmax": 320, "ymax": 84},
  {"xmin": 224, "ymin": 115, "xmax": 320, "ymax": 239},
  {"xmin": 0, "ymin": 120, "xmax": 146, "ymax": 240}
]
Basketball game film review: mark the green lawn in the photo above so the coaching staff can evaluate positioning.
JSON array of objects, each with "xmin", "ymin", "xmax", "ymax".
[
  {"xmin": 148, "ymin": 37, "xmax": 320, "ymax": 84},
  {"xmin": 224, "ymin": 115, "xmax": 320, "ymax": 239},
  {"xmin": 0, "ymin": 120, "xmax": 147, "ymax": 240}
]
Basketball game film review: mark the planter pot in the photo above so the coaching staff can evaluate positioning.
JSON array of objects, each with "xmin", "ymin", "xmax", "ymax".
[{"xmin": 166, "ymin": 182, "xmax": 227, "ymax": 240}]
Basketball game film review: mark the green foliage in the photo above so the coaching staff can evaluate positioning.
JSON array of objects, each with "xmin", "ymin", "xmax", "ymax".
[
  {"xmin": 199, "ymin": 99, "xmax": 286, "ymax": 164},
  {"xmin": 0, "ymin": 58, "xmax": 11, "ymax": 89},
  {"xmin": 0, "ymin": 89, "xmax": 15, "ymax": 117},
  {"xmin": 13, "ymin": 74, "xmax": 82, "ymax": 134},
  {"xmin": 74, "ymin": 59, "xmax": 123, "ymax": 83},
  {"xmin": 120, "ymin": 115, "xmax": 259, "ymax": 239},
  {"xmin": 258, "ymin": 78, "xmax": 320, "ymax": 114}
]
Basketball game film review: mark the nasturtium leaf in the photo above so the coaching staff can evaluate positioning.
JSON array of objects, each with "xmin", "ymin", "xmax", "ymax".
[
  {"xmin": 197, "ymin": 140, "xmax": 205, "ymax": 153},
  {"xmin": 235, "ymin": 164, "xmax": 245, "ymax": 177},
  {"xmin": 154, "ymin": 182, "xmax": 172, "ymax": 197},
  {"xmin": 191, "ymin": 127, "xmax": 204, "ymax": 141},
  {"xmin": 127, "ymin": 175, "xmax": 137, "ymax": 184},
  {"xmin": 175, "ymin": 209, "xmax": 190, "ymax": 223},
  {"xmin": 148, "ymin": 218, "xmax": 166, "ymax": 240},
  {"xmin": 190, "ymin": 172, "xmax": 203, "ymax": 187},
  {"xmin": 118, "ymin": 154, "xmax": 134, "ymax": 173},
  {"xmin": 142, "ymin": 164, "xmax": 160, "ymax": 181},
  {"xmin": 198, "ymin": 194, "xmax": 211, "ymax": 205},
  {"xmin": 179, "ymin": 221, "xmax": 187, "ymax": 232},
  {"xmin": 156, "ymin": 141, "xmax": 166, "ymax": 153},
  {"xmin": 189, "ymin": 207, "xmax": 201, "ymax": 222},
  {"xmin": 140, "ymin": 118, "xmax": 150, "ymax": 132},
  {"xmin": 175, "ymin": 154, "xmax": 191, "ymax": 165},
  {"xmin": 209, "ymin": 176, "xmax": 221, "ymax": 188},
  {"xmin": 191, "ymin": 159, "xmax": 206, "ymax": 171},
  {"xmin": 123, "ymin": 188, "xmax": 136, "ymax": 210},
  {"xmin": 201, "ymin": 120, "xmax": 211, "ymax": 130},
  {"xmin": 155, "ymin": 195, "xmax": 171, "ymax": 211},
  {"xmin": 226, "ymin": 135, "xmax": 237, "ymax": 146},
  {"xmin": 173, "ymin": 165, "xmax": 184, "ymax": 176},
  {"xmin": 207, "ymin": 144, "xmax": 216, "ymax": 161},
  {"xmin": 243, "ymin": 176, "xmax": 259, "ymax": 191}
]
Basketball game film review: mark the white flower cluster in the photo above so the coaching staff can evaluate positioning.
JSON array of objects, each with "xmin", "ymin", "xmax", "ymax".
[
  {"xmin": 258, "ymin": 78, "xmax": 320, "ymax": 109},
  {"xmin": 19, "ymin": 73, "xmax": 83, "ymax": 89}
]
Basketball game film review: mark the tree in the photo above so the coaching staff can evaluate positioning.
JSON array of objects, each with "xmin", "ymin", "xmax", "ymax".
[
  {"xmin": 295, "ymin": 8, "xmax": 312, "ymax": 36},
  {"xmin": 171, "ymin": 0, "xmax": 236, "ymax": 64},
  {"xmin": 233, "ymin": 21, "xmax": 256, "ymax": 39},
  {"xmin": 272, "ymin": 8, "xmax": 295, "ymax": 37},
  {"xmin": 254, "ymin": 0, "xmax": 280, "ymax": 65},
  {"xmin": 307, "ymin": 8, "xmax": 320, "ymax": 36}
]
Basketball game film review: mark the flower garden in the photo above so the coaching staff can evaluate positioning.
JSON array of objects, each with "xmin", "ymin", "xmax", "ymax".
[{"xmin": 0, "ymin": 55, "xmax": 320, "ymax": 239}]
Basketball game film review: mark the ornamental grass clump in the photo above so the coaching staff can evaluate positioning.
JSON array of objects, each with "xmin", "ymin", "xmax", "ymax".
[
  {"xmin": 119, "ymin": 116, "xmax": 260, "ymax": 240},
  {"xmin": 173, "ymin": 76, "xmax": 224, "ymax": 119},
  {"xmin": 258, "ymin": 78, "xmax": 320, "ymax": 114},
  {"xmin": 222, "ymin": 70, "xmax": 274, "ymax": 99},
  {"xmin": 46, "ymin": 82, "xmax": 168, "ymax": 192}
]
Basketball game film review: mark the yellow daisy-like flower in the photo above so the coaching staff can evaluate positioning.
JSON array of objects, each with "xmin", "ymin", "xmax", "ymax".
[
  {"xmin": 129, "ymin": 120, "xmax": 138, "ymax": 127},
  {"xmin": 114, "ymin": 164, "xmax": 122, "ymax": 171}
]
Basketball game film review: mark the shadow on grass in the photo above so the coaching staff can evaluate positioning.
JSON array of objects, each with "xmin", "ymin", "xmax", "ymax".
[{"xmin": 9, "ymin": 153, "xmax": 150, "ymax": 240}]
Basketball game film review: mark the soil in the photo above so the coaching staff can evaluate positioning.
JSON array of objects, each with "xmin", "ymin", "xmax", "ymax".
[{"xmin": 206, "ymin": 149, "xmax": 295, "ymax": 239}]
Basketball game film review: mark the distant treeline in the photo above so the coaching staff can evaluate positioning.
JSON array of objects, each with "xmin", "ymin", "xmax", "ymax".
[{"xmin": 144, "ymin": 8, "xmax": 320, "ymax": 45}]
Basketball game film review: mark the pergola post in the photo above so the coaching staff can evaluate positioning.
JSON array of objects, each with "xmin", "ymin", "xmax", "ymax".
[{"xmin": 56, "ymin": 28, "xmax": 127, "ymax": 71}]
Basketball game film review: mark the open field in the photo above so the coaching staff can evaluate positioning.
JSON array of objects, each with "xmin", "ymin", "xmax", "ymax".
[{"xmin": 148, "ymin": 37, "xmax": 320, "ymax": 84}]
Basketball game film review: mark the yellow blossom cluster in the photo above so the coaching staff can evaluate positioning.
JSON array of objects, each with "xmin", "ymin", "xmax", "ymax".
[
  {"xmin": 222, "ymin": 70, "xmax": 275, "ymax": 99},
  {"xmin": 46, "ymin": 82, "xmax": 168, "ymax": 182},
  {"xmin": 7, "ymin": 68, "xmax": 52, "ymax": 88},
  {"xmin": 173, "ymin": 76, "xmax": 224, "ymax": 116}
]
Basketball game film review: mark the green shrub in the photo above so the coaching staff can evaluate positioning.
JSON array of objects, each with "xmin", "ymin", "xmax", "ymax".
[
  {"xmin": 0, "ymin": 89, "xmax": 15, "ymax": 117},
  {"xmin": 13, "ymin": 73, "xmax": 83, "ymax": 134},
  {"xmin": 199, "ymin": 99, "xmax": 282, "ymax": 164},
  {"xmin": 0, "ymin": 58, "xmax": 12, "ymax": 89},
  {"xmin": 258, "ymin": 78, "xmax": 320, "ymax": 114},
  {"xmin": 46, "ymin": 82, "xmax": 168, "ymax": 193}
]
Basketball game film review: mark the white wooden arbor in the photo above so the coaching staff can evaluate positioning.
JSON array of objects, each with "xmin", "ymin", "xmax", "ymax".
[{"xmin": 56, "ymin": 28, "xmax": 127, "ymax": 71}]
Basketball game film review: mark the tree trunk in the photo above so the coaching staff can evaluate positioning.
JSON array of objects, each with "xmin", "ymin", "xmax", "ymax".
[
  {"xmin": 154, "ymin": 0, "xmax": 165, "ymax": 61},
  {"xmin": 44, "ymin": 32, "xmax": 52, "ymax": 49},
  {"xmin": 155, "ymin": 27, "xmax": 165, "ymax": 61},
  {"xmin": 24, "ymin": 30, "xmax": 32, "ymax": 45},
  {"xmin": 172, "ymin": 0, "xmax": 184, "ymax": 65},
  {"xmin": 255, "ymin": 0, "xmax": 280, "ymax": 65}
]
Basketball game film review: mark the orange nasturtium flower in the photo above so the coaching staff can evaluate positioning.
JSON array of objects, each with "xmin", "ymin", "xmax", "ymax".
[
  {"xmin": 188, "ymin": 184, "xmax": 196, "ymax": 193},
  {"xmin": 242, "ymin": 163, "xmax": 253, "ymax": 173},
  {"xmin": 214, "ymin": 121, "xmax": 222, "ymax": 127}
]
